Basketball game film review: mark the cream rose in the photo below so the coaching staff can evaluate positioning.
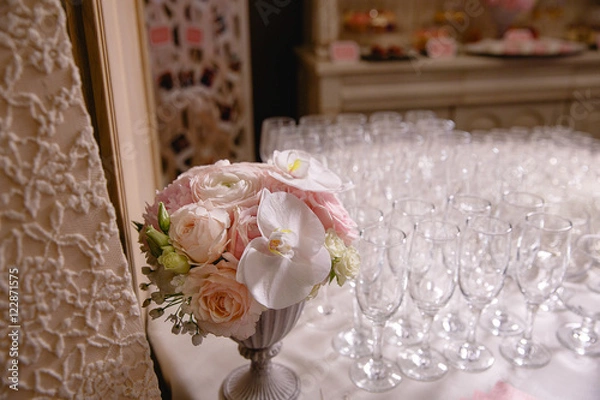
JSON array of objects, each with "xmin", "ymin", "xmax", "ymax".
[
  {"xmin": 169, "ymin": 203, "xmax": 230, "ymax": 264},
  {"xmin": 189, "ymin": 160, "xmax": 271, "ymax": 212},
  {"xmin": 325, "ymin": 229, "xmax": 360, "ymax": 286},
  {"xmin": 334, "ymin": 245, "xmax": 360, "ymax": 286},
  {"xmin": 182, "ymin": 261, "xmax": 264, "ymax": 340},
  {"xmin": 324, "ymin": 229, "xmax": 347, "ymax": 259}
]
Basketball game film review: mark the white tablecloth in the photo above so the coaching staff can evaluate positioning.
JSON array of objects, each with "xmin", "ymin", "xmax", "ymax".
[
  {"xmin": 148, "ymin": 124, "xmax": 600, "ymax": 399},
  {"xmin": 147, "ymin": 281, "xmax": 600, "ymax": 400}
]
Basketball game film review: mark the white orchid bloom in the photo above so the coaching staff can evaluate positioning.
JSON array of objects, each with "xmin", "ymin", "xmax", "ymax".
[
  {"xmin": 236, "ymin": 190, "xmax": 331, "ymax": 309},
  {"xmin": 270, "ymin": 149, "xmax": 346, "ymax": 192}
]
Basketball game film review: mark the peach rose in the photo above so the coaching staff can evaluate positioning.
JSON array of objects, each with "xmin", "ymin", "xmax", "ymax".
[
  {"xmin": 169, "ymin": 203, "xmax": 230, "ymax": 264},
  {"xmin": 182, "ymin": 261, "xmax": 264, "ymax": 340}
]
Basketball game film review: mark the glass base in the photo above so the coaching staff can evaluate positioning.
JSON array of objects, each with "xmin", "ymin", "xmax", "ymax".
[
  {"xmin": 588, "ymin": 276, "xmax": 600, "ymax": 294},
  {"xmin": 332, "ymin": 327, "xmax": 372, "ymax": 358},
  {"xmin": 540, "ymin": 292, "xmax": 566, "ymax": 313},
  {"xmin": 386, "ymin": 317, "xmax": 425, "ymax": 346},
  {"xmin": 443, "ymin": 341, "xmax": 495, "ymax": 372},
  {"xmin": 222, "ymin": 363, "xmax": 300, "ymax": 400},
  {"xmin": 557, "ymin": 322, "xmax": 600, "ymax": 357},
  {"xmin": 480, "ymin": 305, "xmax": 524, "ymax": 336},
  {"xmin": 350, "ymin": 357, "xmax": 403, "ymax": 392},
  {"xmin": 499, "ymin": 337, "xmax": 551, "ymax": 368},
  {"xmin": 565, "ymin": 260, "xmax": 593, "ymax": 282},
  {"xmin": 304, "ymin": 302, "xmax": 347, "ymax": 330},
  {"xmin": 432, "ymin": 311, "xmax": 468, "ymax": 341},
  {"xmin": 397, "ymin": 346, "xmax": 449, "ymax": 381}
]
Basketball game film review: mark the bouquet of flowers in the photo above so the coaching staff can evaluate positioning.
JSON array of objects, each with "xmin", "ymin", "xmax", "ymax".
[{"xmin": 136, "ymin": 150, "xmax": 360, "ymax": 345}]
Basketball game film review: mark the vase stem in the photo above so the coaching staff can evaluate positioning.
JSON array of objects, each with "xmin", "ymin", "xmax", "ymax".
[{"xmin": 222, "ymin": 302, "xmax": 304, "ymax": 400}]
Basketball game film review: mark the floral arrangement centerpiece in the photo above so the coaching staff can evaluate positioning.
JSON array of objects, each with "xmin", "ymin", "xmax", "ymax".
[{"xmin": 135, "ymin": 149, "xmax": 360, "ymax": 346}]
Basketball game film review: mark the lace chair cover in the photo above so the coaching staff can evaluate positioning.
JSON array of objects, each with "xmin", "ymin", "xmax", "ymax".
[{"xmin": 0, "ymin": 1, "xmax": 161, "ymax": 398}]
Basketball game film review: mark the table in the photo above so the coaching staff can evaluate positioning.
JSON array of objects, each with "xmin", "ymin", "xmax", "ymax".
[
  {"xmin": 147, "ymin": 122, "xmax": 600, "ymax": 400},
  {"xmin": 148, "ymin": 280, "xmax": 600, "ymax": 399}
]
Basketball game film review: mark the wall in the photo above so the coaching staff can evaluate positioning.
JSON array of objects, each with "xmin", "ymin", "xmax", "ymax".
[{"xmin": 248, "ymin": 0, "xmax": 305, "ymax": 158}]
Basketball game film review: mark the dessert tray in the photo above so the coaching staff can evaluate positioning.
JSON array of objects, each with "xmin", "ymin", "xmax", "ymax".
[{"xmin": 464, "ymin": 37, "xmax": 587, "ymax": 58}]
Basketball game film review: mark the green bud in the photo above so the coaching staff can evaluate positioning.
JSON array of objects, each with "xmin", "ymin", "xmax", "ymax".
[
  {"xmin": 145, "ymin": 235, "xmax": 162, "ymax": 259},
  {"xmin": 192, "ymin": 333, "xmax": 204, "ymax": 346},
  {"xmin": 149, "ymin": 308, "xmax": 165, "ymax": 319},
  {"xmin": 161, "ymin": 245, "xmax": 176, "ymax": 253},
  {"xmin": 158, "ymin": 250, "xmax": 191, "ymax": 274},
  {"xmin": 158, "ymin": 202, "xmax": 171, "ymax": 234},
  {"xmin": 146, "ymin": 226, "xmax": 170, "ymax": 249}
]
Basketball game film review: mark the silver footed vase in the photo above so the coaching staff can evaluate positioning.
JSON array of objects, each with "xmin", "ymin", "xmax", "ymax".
[{"xmin": 221, "ymin": 301, "xmax": 305, "ymax": 400}]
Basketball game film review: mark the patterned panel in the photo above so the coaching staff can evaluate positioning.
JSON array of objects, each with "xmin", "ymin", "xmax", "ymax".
[{"xmin": 143, "ymin": 0, "xmax": 254, "ymax": 183}]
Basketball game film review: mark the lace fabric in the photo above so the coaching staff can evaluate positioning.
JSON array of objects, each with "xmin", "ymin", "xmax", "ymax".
[{"xmin": 0, "ymin": 0, "xmax": 161, "ymax": 398}]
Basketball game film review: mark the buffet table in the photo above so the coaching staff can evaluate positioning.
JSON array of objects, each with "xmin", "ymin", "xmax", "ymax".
[
  {"xmin": 148, "ymin": 281, "xmax": 600, "ymax": 400},
  {"xmin": 296, "ymin": 48, "xmax": 600, "ymax": 137}
]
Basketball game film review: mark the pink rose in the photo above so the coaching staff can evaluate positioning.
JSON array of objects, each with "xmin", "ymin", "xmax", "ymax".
[
  {"xmin": 143, "ymin": 174, "xmax": 194, "ymax": 229},
  {"xmin": 305, "ymin": 192, "xmax": 358, "ymax": 246},
  {"xmin": 188, "ymin": 160, "xmax": 273, "ymax": 214},
  {"xmin": 169, "ymin": 203, "xmax": 230, "ymax": 264},
  {"xmin": 228, "ymin": 205, "xmax": 261, "ymax": 260},
  {"xmin": 182, "ymin": 261, "xmax": 264, "ymax": 340},
  {"xmin": 260, "ymin": 177, "xmax": 358, "ymax": 245}
]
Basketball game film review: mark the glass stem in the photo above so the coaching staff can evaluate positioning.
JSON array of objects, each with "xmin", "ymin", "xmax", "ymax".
[
  {"xmin": 420, "ymin": 312, "xmax": 434, "ymax": 354},
  {"xmin": 523, "ymin": 302, "xmax": 539, "ymax": 341},
  {"xmin": 350, "ymin": 283, "xmax": 364, "ymax": 331},
  {"xmin": 372, "ymin": 320, "xmax": 385, "ymax": 365},
  {"xmin": 318, "ymin": 284, "xmax": 333, "ymax": 315},
  {"xmin": 467, "ymin": 304, "xmax": 482, "ymax": 344},
  {"xmin": 577, "ymin": 317, "xmax": 598, "ymax": 344}
]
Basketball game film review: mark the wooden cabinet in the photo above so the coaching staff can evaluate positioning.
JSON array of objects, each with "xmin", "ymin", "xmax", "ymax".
[
  {"xmin": 454, "ymin": 102, "xmax": 566, "ymax": 131},
  {"xmin": 296, "ymin": 48, "xmax": 600, "ymax": 138}
]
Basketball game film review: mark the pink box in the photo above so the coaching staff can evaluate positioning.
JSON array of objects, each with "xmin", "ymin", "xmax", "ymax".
[{"xmin": 329, "ymin": 41, "xmax": 360, "ymax": 62}]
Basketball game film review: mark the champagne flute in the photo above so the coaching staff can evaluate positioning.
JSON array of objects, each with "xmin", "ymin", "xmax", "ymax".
[
  {"xmin": 539, "ymin": 204, "xmax": 591, "ymax": 312},
  {"xmin": 578, "ymin": 234, "xmax": 600, "ymax": 293},
  {"xmin": 336, "ymin": 112, "xmax": 367, "ymax": 127},
  {"xmin": 434, "ymin": 194, "xmax": 493, "ymax": 341},
  {"xmin": 544, "ymin": 203, "xmax": 591, "ymax": 282},
  {"xmin": 499, "ymin": 212, "xmax": 572, "ymax": 368},
  {"xmin": 299, "ymin": 114, "xmax": 333, "ymax": 128},
  {"xmin": 480, "ymin": 191, "xmax": 545, "ymax": 337},
  {"xmin": 258, "ymin": 116, "xmax": 296, "ymax": 162},
  {"xmin": 333, "ymin": 206, "xmax": 384, "ymax": 358},
  {"xmin": 556, "ymin": 279, "xmax": 600, "ymax": 357},
  {"xmin": 385, "ymin": 198, "xmax": 436, "ymax": 347},
  {"xmin": 369, "ymin": 111, "xmax": 403, "ymax": 126},
  {"xmin": 397, "ymin": 219, "xmax": 460, "ymax": 381},
  {"xmin": 444, "ymin": 216, "xmax": 512, "ymax": 372},
  {"xmin": 350, "ymin": 226, "xmax": 408, "ymax": 392}
]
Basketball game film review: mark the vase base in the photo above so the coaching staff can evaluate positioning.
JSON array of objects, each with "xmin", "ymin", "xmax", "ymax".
[{"xmin": 221, "ymin": 363, "xmax": 301, "ymax": 400}]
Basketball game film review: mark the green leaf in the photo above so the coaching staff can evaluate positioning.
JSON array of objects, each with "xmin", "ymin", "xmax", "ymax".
[{"xmin": 132, "ymin": 221, "xmax": 145, "ymax": 233}]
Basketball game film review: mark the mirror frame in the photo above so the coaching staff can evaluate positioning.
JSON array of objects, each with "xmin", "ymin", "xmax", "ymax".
[{"xmin": 63, "ymin": 0, "xmax": 161, "ymax": 307}]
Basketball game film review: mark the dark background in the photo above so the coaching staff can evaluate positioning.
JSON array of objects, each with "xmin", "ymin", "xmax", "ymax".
[{"xmin": 248, "ymin": 0, "xmax": 305, "ymax": 160}]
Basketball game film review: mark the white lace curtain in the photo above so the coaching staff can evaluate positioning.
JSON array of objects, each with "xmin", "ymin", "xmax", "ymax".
[{"xmin": 0, "ymin": 0, "xmax": 161, "ymax": 398}]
